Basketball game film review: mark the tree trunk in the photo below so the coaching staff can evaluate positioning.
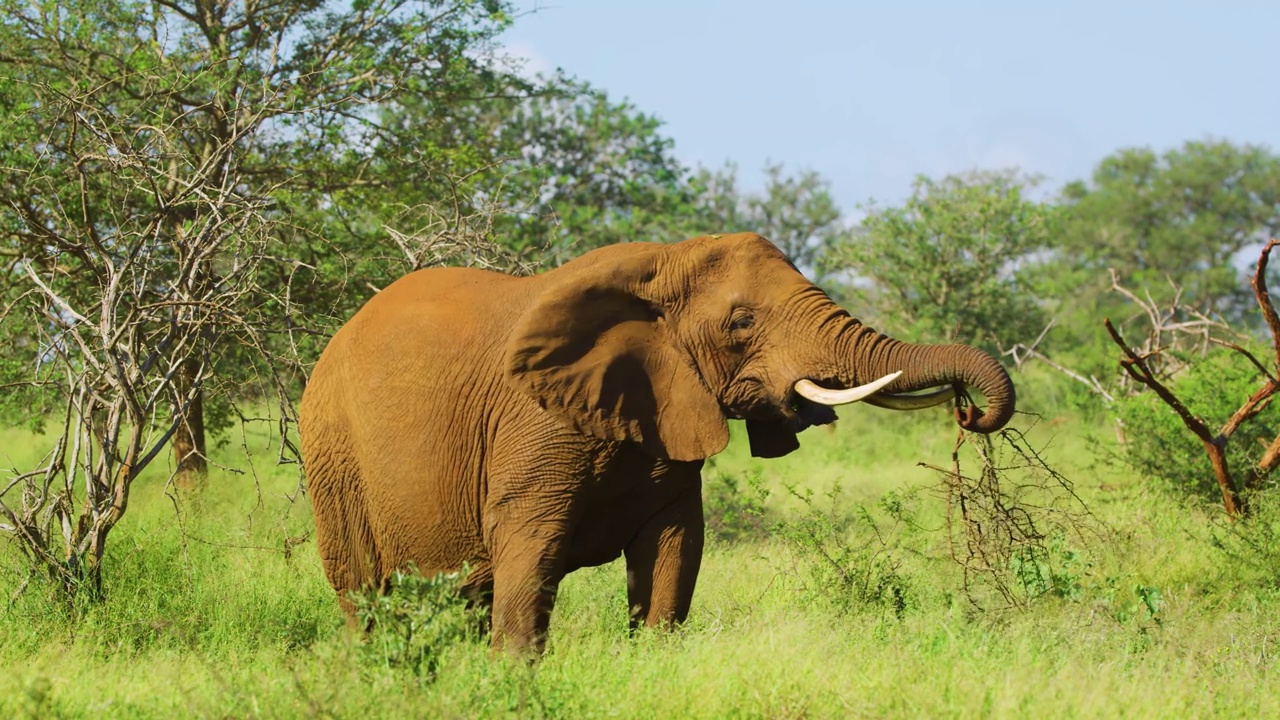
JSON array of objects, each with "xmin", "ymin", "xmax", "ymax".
[{"xmin": 174, "ymin": 356, "xmax": 207, "ymax": 490}]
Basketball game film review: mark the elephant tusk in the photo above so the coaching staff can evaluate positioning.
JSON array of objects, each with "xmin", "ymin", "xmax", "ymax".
[
  {"xmin": 794, "ymin": 372, "xmax": 903, "ymax": 406},
  {"xmin": 862, "ymin": 385, "xmax": 958, "ymax": 411}
]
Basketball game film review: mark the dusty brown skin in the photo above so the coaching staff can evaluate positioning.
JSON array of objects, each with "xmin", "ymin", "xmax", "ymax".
[{"xmin": 299, "ymin": 233, "xmax": 1015, "ymax": 654}]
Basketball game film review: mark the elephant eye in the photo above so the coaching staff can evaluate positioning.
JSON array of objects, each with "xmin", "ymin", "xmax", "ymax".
[{"xmin": 729, "ymin": 311, "xmax": 755, "ymax": 332}]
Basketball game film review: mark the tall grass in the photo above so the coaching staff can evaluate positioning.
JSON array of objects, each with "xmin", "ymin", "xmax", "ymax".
[{"xmin": 3, "ymin": 402, "xmax": 1279, "ymax": 718}]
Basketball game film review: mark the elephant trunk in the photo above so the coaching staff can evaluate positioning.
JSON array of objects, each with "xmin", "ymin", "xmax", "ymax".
[{"xmin": 835, "ymin": 321, "xmax": 1016, "ymax": 434}]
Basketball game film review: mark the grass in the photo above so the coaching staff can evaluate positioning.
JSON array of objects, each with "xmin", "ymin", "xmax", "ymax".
[{"xmin": 3, "ymin": 402, "xmax": 1280, "ymax": 718}]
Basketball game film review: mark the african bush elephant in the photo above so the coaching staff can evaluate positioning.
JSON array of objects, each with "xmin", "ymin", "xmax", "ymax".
[{"xmin": 299, "ymin": 232, "xmax": 1015, "ymax": 654}]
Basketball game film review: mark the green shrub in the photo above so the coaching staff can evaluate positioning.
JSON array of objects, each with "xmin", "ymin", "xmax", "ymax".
[
  {"xmin": 1208, "ymin": 485, "xmax": 1280, "ymax": 588},
  {"xmin": 1007, "ymin": 532, "xmax": 1089, "ymax": 603},
  {"xmin": 1115, "ymin": 351, "xmax": 1279, "ymax": 500},
  {"xmin": 347, "ymin": 564, "xmax": 485, "ymax": 677},
  {"xmin": 770, "ymin": 482, "xmax": 920, "ymax": 618},
  {"xmin": 702, "ymin": 462, "xmax": 771, "ymax": 544}
]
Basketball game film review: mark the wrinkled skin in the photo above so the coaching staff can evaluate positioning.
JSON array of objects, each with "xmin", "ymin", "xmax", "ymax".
[{"xmin": 299, "ymin": 233, "xmax": 1015, "ymax": 655}]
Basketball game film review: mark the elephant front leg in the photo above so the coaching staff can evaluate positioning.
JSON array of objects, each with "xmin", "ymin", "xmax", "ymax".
[
  {"xmin": 624, "ymin": 492, "xmax": 705, "ymax": 630},
  {"xmin": 489, "ymin": 527, "xmax": 567, "ymax": 655}
]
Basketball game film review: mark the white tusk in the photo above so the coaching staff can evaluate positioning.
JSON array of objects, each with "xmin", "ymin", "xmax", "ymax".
[
  {"xmin": 863, "ymin": 385, "xmax": 957, "ymax": 411},
  {"xmin": 794, "ymin": 371, "xmax": 903, "ymax": 406}
]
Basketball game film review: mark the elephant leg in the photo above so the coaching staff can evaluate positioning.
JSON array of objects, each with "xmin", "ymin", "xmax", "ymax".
[
  {"xmin": 308, "ymin": 452, "xmax": 382, "ymax": 630},
  {"xmin": 489, "ymin": 527, "xmax": 568, "ymax": 655},
  {"xmin": 624, "ymin": 490, "xmax": 704, "ymax": 631},
  {"xmin": 458, "ymin": 560, "xmax": 495, "ymax": 635},
  {"xmin": 458, "ymin": 560, "xmax": 494, "ymax": 607}
]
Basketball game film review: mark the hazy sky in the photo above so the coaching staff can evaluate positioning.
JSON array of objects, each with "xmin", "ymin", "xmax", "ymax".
[{"xmin": 500, "ymin": 1, "xmax": 1279, "ymax": 213}]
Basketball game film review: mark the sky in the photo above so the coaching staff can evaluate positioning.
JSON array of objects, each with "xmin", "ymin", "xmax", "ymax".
[{"xmin": 499, "ymin": 1, "xmax": 1280, "ymax": 214}]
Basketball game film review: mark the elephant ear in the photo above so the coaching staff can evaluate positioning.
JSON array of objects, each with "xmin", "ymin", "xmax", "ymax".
[
  {"xmin": 744, "ymin": 419, "xmax": 800, "ymax": 459},
  {"xmin": 504, "ymin": 255, "xmax": 729, "ymax": 462}
]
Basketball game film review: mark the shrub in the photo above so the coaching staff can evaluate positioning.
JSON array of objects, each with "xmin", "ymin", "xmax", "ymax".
[
  {"xmin": 1115, "ymin": 351, "xmax": 1280, "ymax": 501},
  {"xmin": 1208, "ymin": 485, "xmax": 1280, "ymax": 588},
  {"xmin": 1007, "ymin": 532, "xmax": 1089, "ymax": 603},
  {"xmin": 702, "ymin": 463, "xmax": 771, "ymax": 544},
  {"xmin": 770, "ymin": 482, "xmax": 919, "ymax": 618},
  {"xmin": 347, "ymin": 564, "xmax": 485, "ymax": 677}
]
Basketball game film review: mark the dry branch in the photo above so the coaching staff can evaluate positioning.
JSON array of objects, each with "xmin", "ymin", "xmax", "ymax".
[
  {"xmin": 922, "ymin": 425, "xmax": 1099, "ymax": 611},
  {"xmin": 1002, "ymin": 319, "xmax": 1116, "ymax": 403},
  {"xmin": 1102, "ymin": 239, "xmax": 1280, "ymax": 518}
]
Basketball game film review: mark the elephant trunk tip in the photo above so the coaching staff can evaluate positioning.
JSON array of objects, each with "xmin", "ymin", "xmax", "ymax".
[{"xmin": 952, "ymin": 382, "xmax": 1016, "ymax": 434}]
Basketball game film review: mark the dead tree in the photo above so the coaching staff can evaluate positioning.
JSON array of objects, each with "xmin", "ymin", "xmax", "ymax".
[{"xmin": 1104, "ymin": 239, "xmax": 1280, "ymax": 518}]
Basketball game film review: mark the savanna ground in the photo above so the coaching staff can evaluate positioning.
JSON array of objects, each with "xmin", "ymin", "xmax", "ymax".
[{"xmin": 3, "ymin": 369, "xmax": 1280, "ymax": 719}]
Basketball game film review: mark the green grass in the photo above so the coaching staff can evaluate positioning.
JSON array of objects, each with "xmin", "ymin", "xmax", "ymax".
[{"xmin": 3, "ymin": 405, "xmax": 1280, "ymax": 719}]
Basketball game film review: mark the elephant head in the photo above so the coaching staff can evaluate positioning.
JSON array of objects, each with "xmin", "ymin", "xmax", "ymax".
[{"xmin": 505, "ymin": 233, "xmax": 1015, "ymax": 461}]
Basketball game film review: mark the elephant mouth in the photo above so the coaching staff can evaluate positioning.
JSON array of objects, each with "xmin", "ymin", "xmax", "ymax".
[{"xmin": 788, "ymin": 394, "xmax": 838, "ymax": 431}]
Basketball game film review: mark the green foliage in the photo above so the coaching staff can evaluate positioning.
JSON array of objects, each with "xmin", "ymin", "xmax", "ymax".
[
  {"xmin": 476, "ymin": 76, "xmax": 707, "ymax": 260},
  {"xmin": 691, "ymin": 161, "xmax": 849, "ymax": 279},
  {"xmin": 348, "ymin": 564, "xmax": 485, "ymax": 677},
  {"xmin": 1115, "ymin": 350, "xmax": 1279, "ymax": 500},
  {"xmin": 0, "ymin": 484, "xmax": 329, "ymax": 659},
  {"xmin": 1135, "ymin": 584, "xmax": 1164, "ymax": 622},
  {"xmin": 4, "ymin": 411, "xmax": 1280, "ymax": 716},
  {"xmin": 769, "ymin": 482, "xmax": 919, "ymax": 618},
  {"xmin": 1036, "ymin": 140, "xmax": 1280, "ymax": 388},
  {"xmin": 1007, "ymin": 533, "xmax": 1089, "ymax": 602},
  {"xmin": 10, "ymin": 675, "xmax": 60, "ymax": 720},
  {"xmin": 379, "ymin": 75, "xmax": 855, "ymax": 270},
  {"xmin": 0, "ymin": 301, "xmax": 55, "ymax": 432},
  {"xmin": 1034, "ymin": 139, "xmax": 1280, "ymax": 386},
  {"xmin": 824, "ymin": 170, "xmax": 1059, "ymax": 355},
  {"xmin": 1207, "ymin": 486, "xmax": 1280, "ymax": 588},
  {"xmin": 1058, "ymin": 139, "xmax": 1280, "ymax": 320},
  {"xmin": 701, "ymin": 462, "xmax": 771, "ymax": 544},
  {"xmin": 0, "ymin": 0, "xmax": 542, "ymax": 591},
  {"xmin": 0, "ymin": 0, "xmax": 529, "ymax": 464}
]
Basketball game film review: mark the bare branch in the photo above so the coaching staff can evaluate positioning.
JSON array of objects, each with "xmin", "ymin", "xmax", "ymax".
[
  {"xmin": 1002, "ymin": 320, "xmax": 1118, "ymax": 403},
  {"xmin": 1104, "ymin": 315, "xmax": 1248, "ymax": 518},
  {"xmin": 1252, "ymin": 238, "xmax": 1280, "ymax": 362},
  {"xmin": 22, "ymin": 264, "xmax": 90, "ymax": 326}
]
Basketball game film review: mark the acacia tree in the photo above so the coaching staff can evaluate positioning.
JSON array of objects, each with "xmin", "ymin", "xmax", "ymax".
[
  {"xmin": 1, "ymin": 0, "xmax": 524, "ymax": 484},
  {"xmin": 378, "ymin": 77, "xmax": 853, "ymax": 269},
  {"xmin": 692, "ymin": 161, "xmax": 846, "ymax": 279},
  {"xmin": 1057, "ymin": 140, "xmax": 1280, "ymax": 322},
  {"xmin": 1006, "ymin": 140, "xmax": 1280, "ymax": 399},
  {"xmin": 0, "ymin": 0, "xmax": 525, "ymax": 597},
  {"xmin": 822, "ymin": 170, "xmax": 1058, "ymax": 356},
  {"xmin": 483, "ymin": 77, "xmax": 704, "ymax": 260},
  {"xmin": 0, "ymin": 128, "xmax": 278, "ymax": 598},
  {"xmin": 378, "ymin": 75, "xmax": 720, "ymax": 264}
]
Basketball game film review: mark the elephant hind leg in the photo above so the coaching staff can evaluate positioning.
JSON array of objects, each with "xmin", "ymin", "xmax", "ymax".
[{"xmin": 310, "ymin": 456, "xmax": 383, "ymax": 629}]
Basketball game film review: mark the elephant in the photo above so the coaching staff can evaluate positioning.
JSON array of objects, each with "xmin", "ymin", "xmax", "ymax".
[{"xmin": 298, "ymin": 232, "xmax": 1015, "ymax": 655}]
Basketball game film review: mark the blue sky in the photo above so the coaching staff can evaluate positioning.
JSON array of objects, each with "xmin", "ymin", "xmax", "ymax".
[{"xmin": 499, "ymin": 1, "xmax": 1279, "ymax": 214}]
